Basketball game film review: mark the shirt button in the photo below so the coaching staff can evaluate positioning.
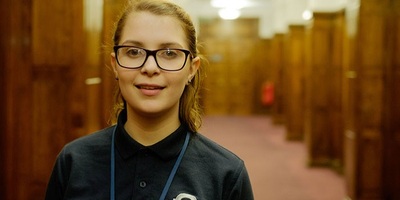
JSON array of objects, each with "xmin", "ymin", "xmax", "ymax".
[{"xmin": 139, "ymin": 181, "xmax": 147, "ymax": 188}]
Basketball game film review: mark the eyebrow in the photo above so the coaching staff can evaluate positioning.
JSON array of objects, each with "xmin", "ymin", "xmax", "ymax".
[
  {"xmin": 120, "ymin": 40, "xmax": 184, "ymax": 49},
  {"xmin": 159, "ymin": 42, "xmax": 184, "ymax": 49},
  {"xmin": 120, "ymin": 40, "xmax": 143, "ymax": 46}
]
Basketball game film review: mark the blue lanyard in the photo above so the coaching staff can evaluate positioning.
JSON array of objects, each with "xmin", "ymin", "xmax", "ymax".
[{"xmin": 110, "ymin": 126, "xmax": 190, "ymax": 200}]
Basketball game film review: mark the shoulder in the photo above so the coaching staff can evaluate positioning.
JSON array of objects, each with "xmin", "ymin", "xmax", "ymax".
[
  {"xmin": 46, "ymin": 126, "xmax": 115, "ymax": 199},
  {"xmin": 66, "ymin": 126, "xmax": 114, "ymax": 148},
  {"xmin": 179, "ymin": 133, "xmax": 254, "ymax": 199},
  {"xmin": 54, "ymin": 126, "xmax": 115, "ymax": 176},
  {"xmin": 189, "ymin": 132, "xmax": 244, "ymax": 168},
  {"xmin": 61, "ymin": 126, "xmax": 115, "ymax": 158}
]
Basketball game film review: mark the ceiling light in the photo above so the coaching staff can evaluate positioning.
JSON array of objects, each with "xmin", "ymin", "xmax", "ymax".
[
  {"xmin": 211, "ymin": 0, "xmax": 251, "ymax": 9},
  {"xmin": 302, "ymin": 10, "xmax": 313, "ymax": 20},
  {"xmin": 218, "ymin": 8, "xmax": 241, "ymax": 20}
]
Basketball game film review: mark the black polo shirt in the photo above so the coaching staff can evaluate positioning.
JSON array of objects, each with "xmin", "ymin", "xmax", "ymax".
[{"xmin": 45, "ymin": 110, "xmax": 254, "ymax": 200}]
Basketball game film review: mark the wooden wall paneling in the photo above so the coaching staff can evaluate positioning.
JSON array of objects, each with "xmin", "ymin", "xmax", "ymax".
[
  {"xmin": 0, "ymin": 0, "xmax": 8, "ymax": 198},
  {"xmin": 31, "ymin": 68, "xmax": 71, "ymax": 198},
  {"xmin": 68, "ymin": 1, "xmax": 86, "ymax": 138},
  {"xmin": 340, "ymin": 1, "xmax": 400, "ymax": 199},
  {"xmin": 32, "ymin": 0, "xmax": 86, "ymax": 135},
  {"xmin": 30, "ymin": 1, "xmax": 86, "ymax": 199},
  {"xmin": 0, "ymin": 0, "xmax": 10, "ymax": 198},
  {"xmin": 199, "ymin": 18, "xmax": 260, "ymax": 115},
  {"xmin": 356, "ymin": 1, "xmax": 386, "ymax": 199},
  {"xmin": 200, "ymin": 18, "xmax": 259, "ymax": 39},
  {"xmin": 343, "ymin": 0, "xmax": 393, "ymax": 199},
  {"xmin": 229, "ymin": 38, "xmax": 257, "ymax": 115},
  {"xmin": 270, "ymin": 33, "xmax": 286, "ymax": 123},
  {"xmin": 389, "ymin": 1, "xmax": 399, "ymax": 197},
  {"xmin": 253, "ymin": 39, "xmax": 273, "ymax": 114},
  {"xmin": 285, "ymin": 25, "xmax": 306, "ymax": 141},
  {"xmin": 201, "ymin": 38, "xmax": 230, "ymax": 115},
  {"xmin": 383, "ymin": 1, "xmax": 400, "ymax": 198},
  {"xmin": 84, "ymin": 0, "xmax": 106, "ymax": 132},
  {"xmin": 306, "ymin": 11, "xmax": 344, "ymax": 170},
  {"xmin": 304, "ymin": 23, "xmax": 313, "ymax": 163},
  {"xmin": 330, "ymin": 11, "xmax": 345, "ymax": 172},
  {"xmin": 1, "ymin": 0, "xmax": 33, "ymax": 199},
  {"xmin": 32, "ymin": 2, "xmax": 71, "ymax": 66},
  {"xmin": 101, "ymin": 0, "xmax": 125, "ymax": 125},
  {"xmin": 306, "ymin": 12, "xmax": 333, "ymax": 167},
  {"xmin": 1, "ymin": 0, "xmax": 86, "ymax": 199},
  {"xmin": 342, "ymin": 5, "xmax": 358, "ymax": 199}
]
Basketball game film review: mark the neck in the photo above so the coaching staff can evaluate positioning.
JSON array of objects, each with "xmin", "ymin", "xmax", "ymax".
[{"xmin": 123, "ymin": 108, "xmax": 181, "ymax": 146}]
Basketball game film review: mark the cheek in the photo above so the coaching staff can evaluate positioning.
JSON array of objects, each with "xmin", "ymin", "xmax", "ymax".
[
  {"xmin": 117, "ymin": 72, "xmax": 137, "ymax": 94},
  {"xmin": 170, "ymin": 77, "xmax": 187, "ymax": 91},
  {"xmin": 171, "ymin": 71, "xmax": 190, "ymax": 86},
  {"xmin": 118, "ymin": 70, "xmax": 136, "ymax": 81},
  {"xmin": 167, "ymin": 75, "xmax": 189, "ymax": 96}
]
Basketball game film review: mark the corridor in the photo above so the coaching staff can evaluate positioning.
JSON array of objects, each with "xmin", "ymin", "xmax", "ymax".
[{"xmin": 200, "ymin": 115, "xmax": 346, "ymax": 200}]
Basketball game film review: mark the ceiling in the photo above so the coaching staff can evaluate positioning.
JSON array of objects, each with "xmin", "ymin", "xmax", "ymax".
[
  {"xmin": 176, "ymin": 0, "xmax": 295, "ymax": 38},
  {"xmin": 177, "ymin": 0, "xmax": 272, "ymax": 18},
  {"xmin": 175, "ymin": 0, "xmax": 354, "ymax": 38}
]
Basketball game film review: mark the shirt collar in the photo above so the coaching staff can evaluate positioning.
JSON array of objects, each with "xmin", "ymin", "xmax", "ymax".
[{"xmin": 115, "ymin": 109, "xmax": 188, "ymax": 161}]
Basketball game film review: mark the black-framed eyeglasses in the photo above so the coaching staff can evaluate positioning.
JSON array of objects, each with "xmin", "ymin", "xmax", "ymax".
[{"xmin": 113, "ymin": 46, "xmax": 192, "ymax": 71}]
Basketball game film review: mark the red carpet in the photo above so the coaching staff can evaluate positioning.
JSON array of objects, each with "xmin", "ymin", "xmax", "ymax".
[{"xmin": 200, "ymin": 115, "xmax": 346, "ymax": 200}]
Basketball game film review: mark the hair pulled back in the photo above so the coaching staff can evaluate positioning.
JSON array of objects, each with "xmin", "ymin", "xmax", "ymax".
[{"xmin": 111, "ymin": 0, "xmax": 204, "ymax": 132}]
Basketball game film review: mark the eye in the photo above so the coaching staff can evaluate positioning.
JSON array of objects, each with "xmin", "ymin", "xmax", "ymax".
[
  {"xmin": 159, "ymin": 49, "xmax": 179, "ymax": 59},
  {"xmin": 124, "ymin": 47, "xmax": 144, "ymax": 58}
]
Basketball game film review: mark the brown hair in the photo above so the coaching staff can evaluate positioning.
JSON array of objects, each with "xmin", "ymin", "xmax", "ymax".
[{"xmin": 111, "ymin": 0, "xmax": 204, "ymax": 132}]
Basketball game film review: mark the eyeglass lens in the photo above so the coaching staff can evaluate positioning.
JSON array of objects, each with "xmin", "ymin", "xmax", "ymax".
[{"xmin": 116, "ymin": 47, "xmax": 188, "ymax": 71}]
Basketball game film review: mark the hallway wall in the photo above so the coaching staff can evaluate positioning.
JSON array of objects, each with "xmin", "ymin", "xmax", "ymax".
[
  {"xmin": 199, "ymin": 18, "xmax": 271, "ymax": 115},
  {"xmin": 268, "ymin": 0, "xmax": 400, "ymax": 199},
  {"xmin": 0, "ymin": 0, "xmax": 399, "ymax": 199},
  {"xmin": 0, "ymin": 0, "xmax": 109, "ymax": 199}
]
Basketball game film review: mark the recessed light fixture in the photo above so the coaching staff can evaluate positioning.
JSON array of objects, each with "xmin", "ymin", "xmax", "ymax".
[
  {"xmin": 218, "ymin": 8, "xmax": 241, "ymax": 20},
  {"xmin": 302, "ymin": 10, "xmax": 313, "ymax": 20},
  {"xmin": 211, "ymin": 0, "xmax": 249, "ymax": 20},
  {"xmin": 211, "ymin": 0, "xmax": 250, "ymax": 9}
]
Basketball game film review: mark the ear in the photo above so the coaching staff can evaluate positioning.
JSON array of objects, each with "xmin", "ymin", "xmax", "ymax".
[
  {"xmin": 189, "ymin": 56, "xmax": 200, "ymax": 80},
  {"xmin": 111, "ymin": 52, "xmax": 118, "ymax": 79}
]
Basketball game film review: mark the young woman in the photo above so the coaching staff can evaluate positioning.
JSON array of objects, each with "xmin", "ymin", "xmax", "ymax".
[{"xmin": 45, "ymin": 0, "xmax": 254, "ymax": 199}]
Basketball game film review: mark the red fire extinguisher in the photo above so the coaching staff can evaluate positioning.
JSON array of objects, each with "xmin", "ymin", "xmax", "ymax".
[{"xmin": 261, "ymin": 81, "xmax": 274, "ymax": 106}]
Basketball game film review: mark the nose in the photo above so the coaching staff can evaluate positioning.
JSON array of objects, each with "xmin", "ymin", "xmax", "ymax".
[{"xmin": 140, "ymin": 54, "xmax": 160, "ymax": 76}]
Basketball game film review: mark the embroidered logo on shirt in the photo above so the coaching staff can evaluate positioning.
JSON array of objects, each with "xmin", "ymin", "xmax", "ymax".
[{"xmin": 173, "ymin": 193, "xmax": 197, "ymax": 200}]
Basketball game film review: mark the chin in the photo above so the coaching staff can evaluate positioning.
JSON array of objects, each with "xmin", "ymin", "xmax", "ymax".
[{"xmin": 134, "ymin": 106, "xmax": 175, "ymax": 117}]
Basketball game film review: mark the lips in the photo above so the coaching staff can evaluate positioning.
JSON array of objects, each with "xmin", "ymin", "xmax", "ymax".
[
  {"xmin": 136, "ymin": 85, "xmax": 164, "ymax": 90},
  {"xmin": 135, "ymin": 84, "xmax": 165, "ymax": 96}
]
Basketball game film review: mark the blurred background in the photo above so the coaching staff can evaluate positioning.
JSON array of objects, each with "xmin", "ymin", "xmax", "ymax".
[{"xmin": 1, "ymin": 0, "xmax": 399, "ymax": 199}]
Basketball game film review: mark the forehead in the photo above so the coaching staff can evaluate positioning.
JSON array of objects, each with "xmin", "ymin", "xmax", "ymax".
[{"xmin": 120, "ymin": 11, "xmax": 187, "ymax": 48}]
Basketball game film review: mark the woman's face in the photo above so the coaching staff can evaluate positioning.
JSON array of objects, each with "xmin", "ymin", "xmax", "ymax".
[{"xmin": 111, "ymin": 11, "xmax": 199, "ymax": 118}]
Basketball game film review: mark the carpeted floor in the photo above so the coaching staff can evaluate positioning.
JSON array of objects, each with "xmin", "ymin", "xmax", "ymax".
[{"xmin": 199, "ymin": 115, "xmax": 347, "ymax": 200}]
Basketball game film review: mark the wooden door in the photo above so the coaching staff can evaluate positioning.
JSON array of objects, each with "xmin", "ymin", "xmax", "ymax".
[
  {"xmin": 201, "ymin": 38, "xmax": 231, "ymax": 114},
  {"xmin": 270, "ymin": 34, "xmax": 286, "ymax": 123},
  {"xmin": 0, "ymin": 1, "xmax": 34, "ymax": 199},
  {"xmin": 384, "ymin": 1, "xmax": 400, "ymax": 197},
  {"xmin": 284, "ymin": 25, "xmax": 306, "ymax": 141},
  {"xmin": 229, "ymin": 38, "xmax": 258, "ymax": 115},
  {"xmin": 343, "ymin": 0, "xmax": 400, "ymax": 199},
  {"xmin": 199, "ymin": 18, "xmax": 263, "ymax": 115},
  {"xmin": 0, "ymin": 0, "xmax": 104, "ymax": 199},
  {"xmin": 305, "ymin": 11, "xmax": 344, "ymax": 171}
]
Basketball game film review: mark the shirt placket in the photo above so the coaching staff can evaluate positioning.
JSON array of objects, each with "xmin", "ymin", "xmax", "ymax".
[{"xmin": 133, "ymin": 148, "xmax": 152, "ymax": 199}]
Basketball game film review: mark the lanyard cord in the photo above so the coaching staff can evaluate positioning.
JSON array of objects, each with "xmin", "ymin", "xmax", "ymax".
[
  {"xmin": 110, "ymin": 126, "xmax": 116, "ymax": 200},
  {"xmin": 159, "ymin": 131, "xmax": 190, "ymax": 200},
  {"xmin": 110, "ymin": 126, "xmax": 190, "ymax": 200}
]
